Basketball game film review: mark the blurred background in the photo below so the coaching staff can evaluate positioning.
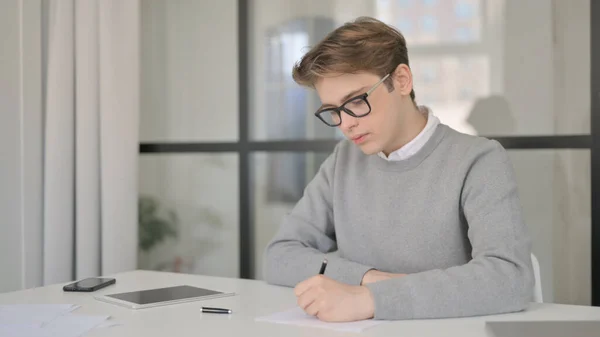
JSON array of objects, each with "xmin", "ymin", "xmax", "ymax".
[{"xmin": 2, "ymin": 0, "xmax": 598, "ymax": 308}]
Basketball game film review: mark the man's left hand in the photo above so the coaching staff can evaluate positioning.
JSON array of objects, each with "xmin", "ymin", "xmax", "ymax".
[{"xmin": 294, "ymin": 275, "xmax": 375, "ymax": 322}]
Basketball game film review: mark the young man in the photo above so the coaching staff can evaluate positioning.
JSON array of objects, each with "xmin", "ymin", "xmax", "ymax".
[{"xmin": 263, "ymin": 17, "xmax": 534, "ymax": 322}]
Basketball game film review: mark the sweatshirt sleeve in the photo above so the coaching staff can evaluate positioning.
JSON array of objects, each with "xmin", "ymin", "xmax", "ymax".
[
  {"xmin": 365, "ymin": 140, "xmax": 535, "ymax": 320},
  {"xmin": 263, "ymin": 143, "xmax": 374, "ymax": 287}
]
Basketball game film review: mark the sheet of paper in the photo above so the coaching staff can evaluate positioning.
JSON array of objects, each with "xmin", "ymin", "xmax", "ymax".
[
  {"xmin": 0, "ymin": 314, "xmax": 109, "ymax": 337},
  {"xmin": 0, "ymin": 304, "xmax": 79, "ymax": 326},
  {"xmin": 40, "ymin": 314, "xmax": 110, "ymax": 337},
  {"xmin": 255, "ymin": 307, "xmax": 385, "ymax": 333},
  {"xmin": 0, "ymin": 304, "xmax": 115, "ymax": 337}
]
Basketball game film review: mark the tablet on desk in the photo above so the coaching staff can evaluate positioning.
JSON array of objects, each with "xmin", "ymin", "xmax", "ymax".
[{"xmin": 94, "ymin": 285, "xmax": 235, "ymax": 309}]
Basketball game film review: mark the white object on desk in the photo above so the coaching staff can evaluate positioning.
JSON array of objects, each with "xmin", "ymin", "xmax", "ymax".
[
  {"xmin": 0, "ymin": 313, "xmax": 110, "ymax": 337},
  {"xmin": 256, "ymin": 307, "xmax": 385, "ymax": 333},
  {"xmin": 1, "ymin": 270, "xmax": 600, "ymax": 337},
  {"xmin": 0, "ymin": 304, "xmax": 112, "ymax": 337},
  {"xmin": 0, "ymin": 304, "xmax": 78, "ymax": 326}
]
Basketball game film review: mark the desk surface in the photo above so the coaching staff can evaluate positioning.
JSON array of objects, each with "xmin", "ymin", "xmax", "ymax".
[{"xmin": 1, "ymin": 270, "xmax": 600, "ymax": 337}]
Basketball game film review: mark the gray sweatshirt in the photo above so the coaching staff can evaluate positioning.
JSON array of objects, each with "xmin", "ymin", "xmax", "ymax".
[{"xmin": 263, "ymin": 124, "xmax": 534, "ymax": 320}]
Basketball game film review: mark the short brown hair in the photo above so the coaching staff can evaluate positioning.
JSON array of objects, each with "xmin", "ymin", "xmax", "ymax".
[{"xmin": 292, "ymin": 16, "xmax": 415, "ymax": 100}]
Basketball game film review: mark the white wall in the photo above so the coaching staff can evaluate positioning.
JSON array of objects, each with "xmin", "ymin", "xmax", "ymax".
[
  {"xmin": 503, "ymin": 0, "xmax": 554, "ymax": 134},
  {"xmin": 503, "ymin": 0, "xmax": 591, "ymax": 304},
  {"xmin": 552, "ymin": 0, "xmax": 591, "ymax": 305},
  {"xmin": 139, "ymin": 0, "xmax": 240, "ymax": 277},
  {"xmin": 0, "ymin": 0, "xmax": 43, "ymax": 293},
  {"xmin": 140, "ymin": 0, "xmax": 238, "ymax": 142},
  {"xmin": 0, "ymin": 0, "xmax": 24, "ymax": 293},
  {"xmin": 502, "ymin": 0, "xmax": 555, "ymax": 303}
]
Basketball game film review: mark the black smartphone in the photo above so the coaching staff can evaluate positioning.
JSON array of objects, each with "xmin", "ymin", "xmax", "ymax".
[{"xmin": 63, "ymin": 277, "xmax": 116, "ymax": 292}]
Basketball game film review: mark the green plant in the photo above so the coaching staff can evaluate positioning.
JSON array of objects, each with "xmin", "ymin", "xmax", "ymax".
[{"xmin": 138, "ymin": 195, "xmax": 178, "ymax": 252}]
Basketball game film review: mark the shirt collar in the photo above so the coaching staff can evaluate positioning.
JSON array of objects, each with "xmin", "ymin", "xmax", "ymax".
[{"xmin": 378, "ymin": 106, "xmax": 440, "ymax": 161}]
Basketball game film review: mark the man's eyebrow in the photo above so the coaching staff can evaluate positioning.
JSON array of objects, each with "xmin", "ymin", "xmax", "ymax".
[{"xmin": 317, "ymin": 86, "xmax": 369, "ymax": 111}]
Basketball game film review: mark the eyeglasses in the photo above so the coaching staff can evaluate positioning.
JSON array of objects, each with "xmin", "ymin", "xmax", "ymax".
[{"xmin": 314, "ymin": 74, "xmax": 390, "ymax": 127}]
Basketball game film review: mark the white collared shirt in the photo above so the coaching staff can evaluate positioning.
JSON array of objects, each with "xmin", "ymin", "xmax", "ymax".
[{"xmin": 378, "ymin": 106, "xmax": 440, "ymax": 161}]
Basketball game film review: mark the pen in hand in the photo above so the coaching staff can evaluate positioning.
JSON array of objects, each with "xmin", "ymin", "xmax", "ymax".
[{"xmin": 319, "ymin": 259, "xmax": 328, "ymax": 275}]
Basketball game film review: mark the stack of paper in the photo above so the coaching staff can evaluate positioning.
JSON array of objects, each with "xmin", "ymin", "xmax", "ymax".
[
  {"xmin": 256, "ymin": 307, "xmax": 385, "ymax": 333},
  {"xmin": 0, "ymin": 304, "xmax": 117, "ymax": 337}
]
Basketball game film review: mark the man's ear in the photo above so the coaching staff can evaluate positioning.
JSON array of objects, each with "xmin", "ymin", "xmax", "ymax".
[{"xmin": 391, "ymin": 63, "xmax": 413, "ymax": 97}]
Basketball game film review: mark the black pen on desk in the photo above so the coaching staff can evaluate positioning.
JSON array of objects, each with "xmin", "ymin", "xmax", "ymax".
[
  {"xmin": 201, "ymin": 307, "xmax": 232, "ymax": 314},
  {"xmin": 319, "ymin": 259, "xmax": 328, "ymax": 275}
]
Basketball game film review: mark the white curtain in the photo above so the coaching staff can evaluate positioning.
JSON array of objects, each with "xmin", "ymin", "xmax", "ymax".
[{"xmin": 43, "ymin": 0, "xmax": 140, "ymax": 284}]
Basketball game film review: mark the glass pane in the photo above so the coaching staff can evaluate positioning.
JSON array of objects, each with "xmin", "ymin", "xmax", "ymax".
[
  {"xmin": 249, "ymin": 0, "xmax": 590, "ymax": 139},
  {"xmin": 138, "ymin": 154, "xmax": 239, "ymax": 277},
  {"xmin": 378, "ymin": 0, "xmax": 482, "ymax": 45},
  {"xmin": 508, "ymin": 150, "xmax": 590, "ymax": 305},
  {"xmin": 252, "ymin": 152, "xmax": 330, "ymax": 279},
  {"xmin": 252, "ymin": 150, "xmax": 591, "ymax": 305},
  {"xmin": 139, "ymin": 0, "xmax": 238, "ymax": 142}
]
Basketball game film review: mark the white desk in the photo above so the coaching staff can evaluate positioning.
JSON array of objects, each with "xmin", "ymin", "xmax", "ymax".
[{"xmin": 1, "ymin": 270, "xmax": 600, "ymax": 337}]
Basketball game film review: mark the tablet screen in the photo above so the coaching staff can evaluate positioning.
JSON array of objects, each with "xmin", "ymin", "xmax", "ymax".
[{"xmin": 106, "ymin": 285, "xmax": 223, "ymax": 305}]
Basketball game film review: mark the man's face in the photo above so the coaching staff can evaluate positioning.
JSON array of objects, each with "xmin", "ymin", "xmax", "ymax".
[{"xmin": 314, "ymin": 72, "xmax": 402, "ymax": 155}]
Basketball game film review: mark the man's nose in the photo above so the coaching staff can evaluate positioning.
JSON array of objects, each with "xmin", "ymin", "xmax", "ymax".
[{"xmin": 339, "ymin": 112, "xmax": 359, "ymax": 132}]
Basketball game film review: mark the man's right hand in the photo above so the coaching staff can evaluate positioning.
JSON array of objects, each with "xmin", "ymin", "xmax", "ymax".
[{"xmin": 361, "ymin": 270, "xmax": 406, "ymax": 285}]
